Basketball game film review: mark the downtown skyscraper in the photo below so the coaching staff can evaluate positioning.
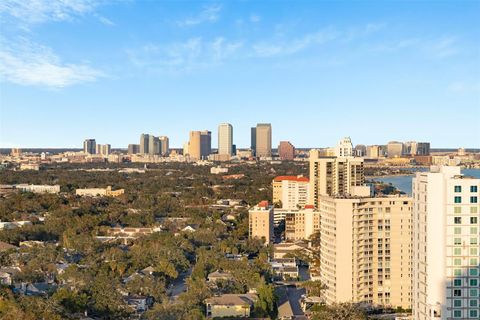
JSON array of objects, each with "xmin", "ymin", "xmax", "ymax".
[{"xmin": 218, "ymin": 123, "xmax": 233, "ymax": 156}]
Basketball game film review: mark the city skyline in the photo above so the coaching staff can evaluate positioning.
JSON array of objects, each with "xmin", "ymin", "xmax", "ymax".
[{"xmin": 1, "ymin": 1, "xmax": 479, "ymax": 148}]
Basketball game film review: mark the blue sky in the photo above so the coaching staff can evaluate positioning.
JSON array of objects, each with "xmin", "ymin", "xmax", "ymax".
[{"xmin": 0, "ymin": 0, "xmax": 479, "ymax": 149}]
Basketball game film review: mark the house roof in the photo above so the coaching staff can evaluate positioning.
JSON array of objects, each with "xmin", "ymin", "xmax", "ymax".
[
  {"xmin": 205, "ymin": 294, "xmax": 257, "ymax": 306},
  {"xmin": 273, "ymin": 176, "xmax": 309, "ymax": 182}
]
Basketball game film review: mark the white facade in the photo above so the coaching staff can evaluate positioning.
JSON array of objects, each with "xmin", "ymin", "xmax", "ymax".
[
  {"xmin": 16, "ymin": 184, "xmax": 60, "ymax": 194},
  {"xmin": 413, "ymin": 166, "xmax": 480, "ymax": 320},
  {"xmin": 280, "ymin": 179, "xmax": 310, "ymax": 210},
  {"xmin": 334, "ymin": 137, "xmax": 353, "ymax": 157},
  {"xmin": 218, "ymin": 123, "xmax": 233, "ymax": 156}
]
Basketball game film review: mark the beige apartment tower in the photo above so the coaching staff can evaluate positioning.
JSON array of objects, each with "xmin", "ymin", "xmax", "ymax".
[
  {"xmin": 319, "ymin": 195, "xmax": 413, "ymax": 309},
  {"xmin": 309, "ymin": 154, "xmax": 366, "ymax": 208},
  {"xmin": 255, "ymin": 123, "xmax": 272, "ymax": 158},
  {"xmin": 249, "ymin": 201, "xmax": 274, "ymax": 244},
  {"xmin": 188, "ymin": 130, "xmax": 211, "ymax": 160}
]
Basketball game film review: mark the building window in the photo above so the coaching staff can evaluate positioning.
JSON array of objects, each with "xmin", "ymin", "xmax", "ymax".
[
  {"xmin": 471, "ymin": 227, "xmax": 478, "ymax": 235},
  {"xmin": 471, "ymin": 238, "xmax": 478, "ymax": 245},
  {"xmin": 471, "ymin": 217, "xmax": 478, "ymax": 224},
  {"xmin": 471, "ymin": 248, "xmax": 478, "ymax": 255},
  {"xmin": 454, "ymin": 299, "xmax": 462, "ymax": 307},
  {"xmin": 471, "ymin": 186, "xmax": 478, "ymax": 193},
  {"xmin": 454, "ymin": 279, "xmax": 462, "ymax": 286},
  {"xmin": 455, "ymin": 217, "xmax": 462, "ymax": 224},
  {"xmin": 470, "ymin": 310, "xmax": 478, "ymax": 318},
  {"xmin": 454, "ymin": 206, "xmax": 462, "ymax": 214},
  {"xmin": 453, "ymin": 310, "xmax": 462, "ymax": 318},
  {"xmin": 470, "ymin": 258, "xmax": 478, "ymax": 266},
  {"xmin": 454, "ymin": 258, "xmax": 462, "ymax": 266},
  {"xmin": 455, "ymin": 186, "xmax": 462, "ymax": 192},
  {"xmin": 469, "ymin": 299, "xmax": 478, "ymax": 307},
  {"xmin": 470, "ymin": 269, "xmax": 479, "ymax": 276},
  {"xmin": 454, "ymin": 269, "xmax": 463, "ymax": 276},
  {"xmin": 455, "ymin": 196, "xmax": 462, "ymax": 203},
  {"xmin": 453, "ymin": 289, "xmax": 462, "ymax": 297},
  {"xmin": 470, "ymin": 279, "xmax": 478, "ymax": 286},
  {"xmin": 454, "ymin": 248, "xmax": 462, "ymax": 255},
  {"xmin": 471, "ymin": 196, "xmax": 478, "ymax": 203},
  {"xmin": 470, "ymin": 289, "xmax": 478, "ymax": 297},
  {"xmin": 454, "ymin": 227, "xmax": 462, "ymax": 235},
  {"xmin": 455, "ymin": 238, "xmax": 462, "ymax": 245},
  {"xmin": 471, "ymin": 207, "xmax": 478, "ymax": 214}
]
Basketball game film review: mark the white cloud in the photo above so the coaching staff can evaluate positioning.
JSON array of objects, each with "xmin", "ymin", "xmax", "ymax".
[
  {"xmin": 0, "ymin": 0, "xmax": 99, "ymax": 24},
  {"xmin": 0, "ymin": 37, "xmax": 103, "ymax": 87},
  {"xmin": 126, "ymin": 37, "xmax": 243, "ymax": 73},
  {"xmin": 177, "ymin": 4, "xmax": 222, "ymax": 27},
  {"xmin": 252, "ymin": 28, "xmax": 339, "ymax": 57},
  {"xmin": 250, "ymin": 14, "xmax": 260, "ymax": 23},
  {"xmin": 97, "ymin": 14, "xmax": 115, "ymax": 26},
  {"xmin": 448, "ymin": 81, "xmax": 480, "ymax": 94}
]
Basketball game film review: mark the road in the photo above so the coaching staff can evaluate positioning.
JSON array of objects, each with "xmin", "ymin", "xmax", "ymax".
[
  {"xmin": 167, "ymin": 267, "xmax": 192, "ymax": 302},
  {"xmin": 276, "ymin": 285, "xmax": 307, "ymax": 320}
]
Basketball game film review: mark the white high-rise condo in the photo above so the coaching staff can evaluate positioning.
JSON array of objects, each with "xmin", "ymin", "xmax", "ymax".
[
  {"xmin": 335, "ymin": 137, "xmax": 353, "ymax": 157},
  {"xmin": 413, "ymin": 166, "xmax": 480, "ymax": 320},
  {"xmin": 218, "ymin": 123, "xmax": 233, "ymax": 156}
]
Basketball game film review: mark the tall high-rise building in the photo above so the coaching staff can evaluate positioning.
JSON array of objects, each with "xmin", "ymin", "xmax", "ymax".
[
  {"xmin": 354, "ymin": 145, "xmax": 367, "ymax": 157},
  {"xmin": 83, "ymin": 139, "xmax": 96, "ymax": 154},
  {"xmin": 335, "ymin": 137, "xmax": 353, "ymax": 157},
  {"xmin": 188, "ymin": 130, "xmax": 211, "ymax": 160},
  {"xmin": 96, "ymin": 144, "xmax": 111, "ymax": 156},
  {"xmin": 416, "ymin": 142, "xmax": 431, "ymax": 156},
  {"xmin": 139, "ymin": 134, "xmax": 150, "ymax": 154},
  {"xmin": 272, "ymin": 176, "xmax": 310, "ymax": 210},
  {"xmin": 255, "ymin": 123, "xmax": 272, "ymax": 158},
  {"xmin": 309, "ymin": 154, "xmax": 367, "ymax": 208},
  {"xmin": 366, "ymin": 145, "xmax": 382, "ymax": 158},
  {"xmin": 413, "ymin": 166, "xmax": 480, "ymax": 320},
  {"xmin": 148, "ymin": 135, "xmax": 161, "ymax": 155},
  {"xmin": 278, "ymin": 141, "xmax": 295, "ymax": 160},
  {"xmin": 128, "ymin": 144, "xmax": 140, "ymax": 154},
  {"xmin": 387, "ymin": 141, "xmax": 404, "ymax": 158},
  {"xmin": 218, "ymin": 123, "xmax": 233, "ymax": 156},
  {"xmin": 319, "ymin": 195, "xmax": 413, "ymax": 309},
  {"xmin": 159, "ymin": 136, "xmax": 169, "ymax": 156},
  {"xmin": 250, "ymin": 127, "xmax": 257, "ymax": 155},
  {"xmin": 249, "ymin": 201, "xmax": 274, "ymax": 244}
]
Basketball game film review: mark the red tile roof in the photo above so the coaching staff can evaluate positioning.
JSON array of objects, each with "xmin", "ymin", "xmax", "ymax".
[
  {"xmin": 273, "ymin": 175, "xmax": 309, "ymax": 182},
  {"xmin": 304, "ymin": 205, "xmax": 315, "ymax": 209},
  {"xmin": 257, "ymin": 201, "xmax": 269, "ymax": 208}
]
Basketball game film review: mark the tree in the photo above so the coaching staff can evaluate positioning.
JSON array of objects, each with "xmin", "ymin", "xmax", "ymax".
[
  {"xmin": 253, "ymin": 282, "xmax": 277, "ymax": 318},
  {"xmin": 311, "ymin": 303, "xmax": 367, "ymax": 320}
]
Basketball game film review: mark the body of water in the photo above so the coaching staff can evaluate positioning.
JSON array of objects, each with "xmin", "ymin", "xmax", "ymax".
[{"xmin": 373, "ymin": 168, "xmax": 480, "ymax": 195}]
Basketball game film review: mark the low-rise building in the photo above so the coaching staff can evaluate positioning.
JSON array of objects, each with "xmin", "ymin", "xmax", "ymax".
[
  {"xmin": 205, "ymin": 293, "xmax": 257, "ymax": 318},
  {"xmin": 285, "ymin": 206, "xmax": 320, "ymax": 241},
  {"xmin": 16, "ymin": 184, "xmax": 60, "ymax": 194},
  {"xmin": 211, "ymin": 166, "xmax": 229, "ymax": 174},
  {"xmin": 76, "ymin": 186, "xmax": 124, "ymax": 197},
  {"xmin": 272, "ymin": 175, "xmax": 309, "ymax": 209}
]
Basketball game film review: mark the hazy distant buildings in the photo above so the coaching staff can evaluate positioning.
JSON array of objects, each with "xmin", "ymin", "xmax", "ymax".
[
  {"xmin": 354, "ymin": 144, "xmax": 367, "ymax": 157},
  {"xmin": 387, "ymin": 141, "xmax": 405, "ymax": 158},
  {"xmin": 218, "ymin": 123, "xmax": 233, "ymax": 156},
  {"xmin": 405, "ymin": 141, "xmax": 430, "ymax": 156},
  {"xmin": 128, "ymin": 144, "xmax": 140, "ymax": 154},
  {"xmin": 250, "ymin": 127, "xmax": 257, "ymax": 156},
  {"xmin": 278, "ymin": 141, "xmax": 295, "ymax": 160},
  {"xmin": 249, "ymin": 201, "xmax": 274, "ymax": 244},
  {"xmin": 188, "ymin": 130, "xmax": 211, "ymax": 160},
  {"xmin": 139, "ymin": 134, "xmax": 150, "ymax": 154},
  {"xmin": 413, "ymin": 166, "xmax": 480, "ymax": 320},
  {"xmin": 10, "ymin": 148, "xmax": 21, "ymax": 157},
  {"xmin": 366, "ymin": 145, "xmax": 383, "ymax": 158},
  {"xmin": 319, "ymin": 195, "xmax": 413, "ymax": 309},
  {"xmin": 83, "ymin": 139, "xmax": 96, "ymax": 154},
  {"xmin": 96, "ymin": 144, "xmax": 111, "ymax": 157},
  {"xmin": 254, "ymin": 123, "xmax": 272, "ymax": 158},
  {"xmin": 76, "ymin": 186, "xmax": 124, "ymax": 197},
  {"xmin": 159, "ymin": 136, "xmax": 169, "ymax": 155}
]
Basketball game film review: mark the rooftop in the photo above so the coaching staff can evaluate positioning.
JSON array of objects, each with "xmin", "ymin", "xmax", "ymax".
[{"xmin": 273, "ymin": 175, "xmax": 309, "ymax": 182}]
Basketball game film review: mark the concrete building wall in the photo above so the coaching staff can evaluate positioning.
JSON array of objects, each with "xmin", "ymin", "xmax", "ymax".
[{"xmin": 255, "ymin": 123, "xmax": 272, "ymax": 158}]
